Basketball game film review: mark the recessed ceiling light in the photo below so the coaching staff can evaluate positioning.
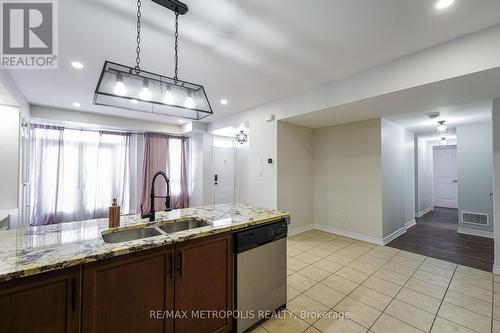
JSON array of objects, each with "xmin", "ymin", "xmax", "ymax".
[
  {"xmin": 73, "ymin": 102, "xmax": 81, "ymax": 107},
  {"xmin": 178, "ymin": 119, "xmax": 185, "ymax": 123},
  {"xmin": 130, "ymin": 99, "xmax": 138, "ymax": 104},
  {"xmin": 220, "ymin": 99, "xmax": 228, "ymax": 105},
  {"xmin": 71, "ymin": 61, "xmax": 84, "ymax": 69},
  {"xmin": 435, "ymin": 0, "xmax": 454, "ymax": 10}
]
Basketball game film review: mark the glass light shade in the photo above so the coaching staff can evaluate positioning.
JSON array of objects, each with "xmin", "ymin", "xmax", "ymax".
[
  {"xmin": 94, "ymin": 61, "xmax": 213, "ymax": 120},
  {"xmin": 437, "ymin": 124, "xmax": 448, "ymax": 133}
]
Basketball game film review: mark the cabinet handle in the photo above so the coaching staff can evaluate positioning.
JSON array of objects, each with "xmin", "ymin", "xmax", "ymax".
[
  {"xmin": 169, "ymin": 253, "xmax": 173, "ymax": 279},
  {"xmin": 71, "ymin": 277, "xmax": 77, "ymax": 312},
  {"xmin": 178, "ymin": 252, "xmax": 183, "ymax": 276}
]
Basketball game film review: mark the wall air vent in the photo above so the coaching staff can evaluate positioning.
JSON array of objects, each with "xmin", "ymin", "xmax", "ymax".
[{"xmin": 461, "ymin": 211, "xmax": 488, "ymax": 226}]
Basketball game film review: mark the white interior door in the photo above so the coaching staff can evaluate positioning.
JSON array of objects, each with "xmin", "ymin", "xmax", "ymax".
[
  {"xmin": 213, "ymin": 145, "xmax": 235, "ymax": 204},
  {"xmin": 433, "ymin": 147, "xmax": 458, "ymax": 208}
]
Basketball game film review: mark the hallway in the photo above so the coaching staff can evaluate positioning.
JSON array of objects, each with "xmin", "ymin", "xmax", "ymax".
[{"xmin": 387, "ymin": 207, "xmax": 494, "ymax": 271}]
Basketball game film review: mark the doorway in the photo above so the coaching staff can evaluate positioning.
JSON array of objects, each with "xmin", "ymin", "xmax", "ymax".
[{"xmin": 385, "ymin": 108, "xmax": 494, "ymax": 271}]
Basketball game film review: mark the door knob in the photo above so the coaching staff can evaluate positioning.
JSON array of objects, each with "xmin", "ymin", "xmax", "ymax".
[{"xmin": 452, "ymin": 180, "xmax": 458, "ymax": 183}]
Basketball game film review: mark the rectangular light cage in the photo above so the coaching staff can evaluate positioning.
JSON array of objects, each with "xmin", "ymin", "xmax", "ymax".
[{"xmin": 94, "ymin": 61, "xmax": 213, "ymax": 120}]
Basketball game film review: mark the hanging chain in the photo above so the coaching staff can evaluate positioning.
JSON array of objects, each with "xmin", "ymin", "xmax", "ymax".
[
  {"xmin": 174, "ymin": 12, "xmax": 179, "ymax": 81},
  {"xmin": 135, "ymin": 0, "xmax": 142, "ymax": 73}
]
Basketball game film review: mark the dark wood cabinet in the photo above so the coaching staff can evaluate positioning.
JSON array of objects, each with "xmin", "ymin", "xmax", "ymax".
[
  {"xmin": 0, "ymin": 266, "xmax": 80, "ymax": 333},
  {"xmin": 174, "ymin": 232, "xmax": 233, "ymax": 333},
  {"xmin": 82, "ymin": 245, "xmax": 175, "ymax": 333},
  {"xmin": 0, "ymin": 232, "xmax": 234, "ymax": 333}
]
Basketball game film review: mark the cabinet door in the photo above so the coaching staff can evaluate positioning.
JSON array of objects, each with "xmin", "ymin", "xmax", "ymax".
[
  {"xmin": 82, "ymin": 246, "xmax": 174, "ymax": 333},
  {"xmin": 175, "ymin": 232, "xmax": 233, "ymax": 333},
  {"xmin": 0, "ymin": 267, "xmax": 80, "ymax": 333}
]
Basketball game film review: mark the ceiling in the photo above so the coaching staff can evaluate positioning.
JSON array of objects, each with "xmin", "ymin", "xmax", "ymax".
[
  {"xmin": 385, "ymin": 100, "xmax": 492, "ymax": 135},
  {"xmin": 7, "ymin": 0, "xmax": 500, "ymax": 125},
  {"xmin": 0, "ymin": 84, "xmax": 19, "ymax": 108},
  {"xmin": 282, "ymin": 67, "xmax": 500, "ymax": 129}
]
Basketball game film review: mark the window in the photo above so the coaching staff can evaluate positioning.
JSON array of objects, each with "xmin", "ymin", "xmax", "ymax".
[{"xmin": 30, "ymin": 125, "xmax": 135, "ymax": 225}]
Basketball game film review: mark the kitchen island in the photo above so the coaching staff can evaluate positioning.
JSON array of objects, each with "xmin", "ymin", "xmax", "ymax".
[{"xmin": 0, "ymin": 203, "xmax": 290, "ymax": 333}]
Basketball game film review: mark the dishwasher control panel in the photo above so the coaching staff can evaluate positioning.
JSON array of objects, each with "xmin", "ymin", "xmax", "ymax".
[{"xmin": 234, "ymin": 219, "xmax": 287, "ymax": 253}]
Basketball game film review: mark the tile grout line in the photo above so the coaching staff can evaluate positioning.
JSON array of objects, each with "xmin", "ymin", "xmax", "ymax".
[
  {"xmin": 309, "ymin": 247, "xmax": 403, "ymax": 331},
  {"xmin": 287, "ymin": 232, "xmax": 488, "ymax": 333},
  {"xmin": 289, "ymin": 231, "xmax": 498, "ymax": 333},
  {"xmin": 366, "ymin": 252, "xmax": 429, "ymax": 333},
  {"xmin": 285, "ymin": 236, "xmax": 361, "ymax": 332},
  {"xmin": 290, "ymin": 240, "xmax": 390, "ymax": 331},
  {"xmin": 428, "ymin": 263, "xmax": 458, "ymax": 332}
]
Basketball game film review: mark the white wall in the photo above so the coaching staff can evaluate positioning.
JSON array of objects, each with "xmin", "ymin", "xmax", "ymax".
[
  {"xmin": 31, "ymin": 106, "xmax": 182, "ymax": 134},
  {"xmin": 404, "ymin": 129, "xmax": 416, "ymax": 226},
  {"xmin": 189, "ymin": 133, "xmax": 205, "ymax": 207},
  {"xmin": 208, "ymin": 25, "xmax": 500, "ymax": 212},
  {"xmin": 313, "ymin": 119, "xmax": 383, "ymax": 242},
  {"xmin": 0, "ymin": 106, "xmax": 20, "ymax": 227},
  {"xmin": 234, "ymin": 138, "xmax": 250, "ymax": 204},
  {"xmin": 417, "ymin": 137, "xmax": 434, "ymax": 216},
  {"xmin": 381, "ymin": 119, "xmax": 413, "ymax": 239},
  {"xmin": 457, "ymin": 123, "xmax": 494, "ymax": 236},
  {"xmin": 277, "ymin": 122, "xmax": 313, "ymax": 233}
]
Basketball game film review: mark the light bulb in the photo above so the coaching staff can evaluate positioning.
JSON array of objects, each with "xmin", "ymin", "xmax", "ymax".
[
  {"xmin": 114, "ymin": 81, "xmax": 127, "ymax": 96},
  {"xmin": 140, "ymin": 87, "xmax": 152, "ymax": 100},
  {"xmin": 163, "ymin": 85, "xmax": 175, "ymax": 104},
  {"xmin": 436, "ymin": 0, "xmax": 454, "ymax": 10},
  {"xmin": 185, "ymin": 91, "xmax": 195, "ymax": 109},
  {"xmin": 436, "ymin": 121, "xmax": 448, "ymax": 134},
  {"xmin": 164, "ymin": 91, "xmax": 175, "ymax": 104}
]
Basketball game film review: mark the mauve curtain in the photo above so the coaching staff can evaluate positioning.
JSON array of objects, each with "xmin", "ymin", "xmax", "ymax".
[{"xmin": 140, "ymin": 133, "xmax": 189, "ymax": 211}]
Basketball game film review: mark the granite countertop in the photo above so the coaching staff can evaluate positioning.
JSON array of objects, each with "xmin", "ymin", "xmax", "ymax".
[{"xmin": 0, "ymin": 203, "xmax": 290, "ymax": 282}]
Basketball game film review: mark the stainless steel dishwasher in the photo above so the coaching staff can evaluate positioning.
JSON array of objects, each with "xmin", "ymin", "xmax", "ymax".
[{"xmin": 234, "ymin": 219, "xmax": 288, "ymax": 333}]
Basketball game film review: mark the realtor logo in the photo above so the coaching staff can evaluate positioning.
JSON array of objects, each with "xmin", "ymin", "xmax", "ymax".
[{"xmin": 1, "ymin": 0, "xmax": 58, "ymax": 69}]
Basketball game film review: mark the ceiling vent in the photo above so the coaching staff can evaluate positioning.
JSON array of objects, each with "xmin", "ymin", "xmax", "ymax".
[{"xmin": 461, "ymin": 211, "xmax": 488, "ymax": 226}]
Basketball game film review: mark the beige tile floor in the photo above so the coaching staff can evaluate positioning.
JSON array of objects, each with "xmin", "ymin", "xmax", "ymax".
[{"xmin": 249, "ymin": 230, "xmax": 500, "ymax": 333}]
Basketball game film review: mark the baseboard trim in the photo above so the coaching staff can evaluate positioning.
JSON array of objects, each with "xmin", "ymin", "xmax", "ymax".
[
  {"xmin": 457, "ymin": 227, "xmax": 494, "ymax": 239},
  {"xmin": 314, "ymin": 224, "xmax": 384, "ymax": 246},
  {"xmin": 416, "ymin": 208, "xmax": 432, "ymax": 218},
  {"xmin": 405, "ymin": 219, "xmax": 416, "ymax": 229},
  {"xmin": 382, "ymin": 225, "xmax": 407, "ymax": 245},
  {"xmin": 288, "ymin": 224, "xmax": 315, "ymax": 236}
]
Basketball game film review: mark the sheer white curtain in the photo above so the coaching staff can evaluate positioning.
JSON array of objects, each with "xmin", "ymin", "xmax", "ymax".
[{"xmin": 30, "ymin": 125, "xmax": 134, "ymax": 225}]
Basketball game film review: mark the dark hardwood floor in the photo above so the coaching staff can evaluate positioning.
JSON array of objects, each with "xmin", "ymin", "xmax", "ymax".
[{"xmin": 387, "ymin": 207, "xmax": 494, "ymax": 272}]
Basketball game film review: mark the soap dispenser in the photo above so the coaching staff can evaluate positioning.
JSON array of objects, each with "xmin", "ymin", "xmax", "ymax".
[{"xmin": 109, "ymin": 198, "xmax": 120, "ymax": 228}]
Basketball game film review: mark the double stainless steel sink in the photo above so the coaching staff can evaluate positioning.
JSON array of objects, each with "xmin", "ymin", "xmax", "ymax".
[{"xmin": 102, "ymin": 218, "xmax": 210, "ymax": 244}]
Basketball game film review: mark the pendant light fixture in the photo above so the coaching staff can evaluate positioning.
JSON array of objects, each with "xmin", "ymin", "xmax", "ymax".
[
  {"xmin": 94, "ymin": 0, "xmax": 213, "ymax": 120},
  {"xmin": 436, "ymin": 120, "xmax": 448, "ymax": 134},
  {"xmin": 236, "ymin": 130, "xmax": 248, "ymax": 144}
]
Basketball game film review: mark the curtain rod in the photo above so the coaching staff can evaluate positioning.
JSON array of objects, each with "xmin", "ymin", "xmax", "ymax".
[{"xmin": 31, "ymin": 121, "xmax": 188, "ymax": 138}]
